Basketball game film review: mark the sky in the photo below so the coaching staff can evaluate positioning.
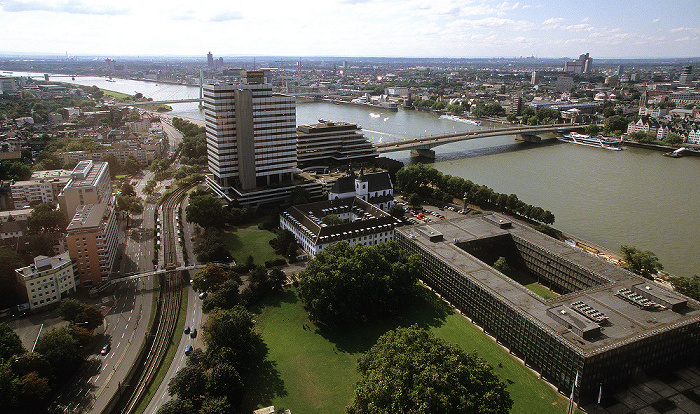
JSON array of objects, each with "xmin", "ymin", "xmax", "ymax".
[{"xmin": 1, "ymin": 0, "xmax": 699, "ymax": 58}]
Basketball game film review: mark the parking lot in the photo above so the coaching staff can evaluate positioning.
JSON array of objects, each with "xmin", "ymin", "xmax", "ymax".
[{"xmin": 394, "ymin": 197, "xmax": 472, "ymax": 225}]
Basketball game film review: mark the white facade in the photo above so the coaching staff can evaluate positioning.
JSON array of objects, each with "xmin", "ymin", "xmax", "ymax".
[
  {"xmin": 328, "ymin": 171, "xmax": 394, "ymax": 211},
  {"xmin": 686, "ymin": 130, "xmax": 700, "ymax": 145},
  {"xmin": 280, "ymin": 197, "xmax": 398, "ymax": 257},
  {"xmin": 656, "ymin": 125, "xmax": 670, "ymax": 141},
  {"xmin": 204, "ymin": 71, "xmax": 297, "ymax": 195},
  {"xmin": 15, "ymin": 252, "xmax": 76, "ymax": 310}
]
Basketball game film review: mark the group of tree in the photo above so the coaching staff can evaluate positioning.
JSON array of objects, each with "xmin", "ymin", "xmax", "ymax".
[
  {"xmin": 297, "ymin": 241, "xmax": 420, "ymax": 327},
  {"xmin": 174, "ymin": 165, "xmax": 204, "ymax": 185},
  {"xmin": 471, "ymin": 102, "xmax": 505, "ymax": 118},
  {"xmin": 186, "ymin": 189, "xmax": 256, "ymax": 229},
  {"xmin": 347, "ymin": 325, "xmax": 513, "ymax": 414},
  {"xmin": 669, "ymin": 275, "xmax": 700, "ymax": 301},
  {"xmin": 445, "ymin": 101, "xmax": 470, "ymax": 114},
  {"xmin": 520, "ymin": 107, "xmax": 562, "ymax": 126},
  {"xmin": 193, "ymin": 227, "xmax": 232, "ymax": 264},
  {"xmin": 396, "ymin": 163, "xmax": 555, "ymax": 225},
  {"xmin": 116, "ymin": 181, "xmax": 143, "ymax": 214},
  {"xmin": 173, "ymin": 117, "xmax": 207, "ymax": 166},
  {"xmin": 618, "ymin": 245, "xmax": 664, "ymax": 280},
  {"xmin": 0, "ymin": 308, "xmax": 102, "ymax": 414},
  {"xmin": 627, "ymin": 131, "xmax": 684, "ymax": 145},
  {"xmin": 23, "ymin": 202, "xmax": 69, "ymax": 257},
  {"xmin": 158, "ymin": 306, "xmax": 268, "ymax": 414},
  {"xmin": 0, "ymin": 160, "xmax": 32, "ymax": 181}
]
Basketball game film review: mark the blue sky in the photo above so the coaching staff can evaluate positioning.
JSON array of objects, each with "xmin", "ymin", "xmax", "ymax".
[{"xmin": 1, "ymin": 0, "xmax": 698, "ymax": 58}]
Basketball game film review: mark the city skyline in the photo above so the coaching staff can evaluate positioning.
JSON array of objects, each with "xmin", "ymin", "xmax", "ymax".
[{"xmin": 1, "ymin": 0, "xmax": 699, "ymax": 59}]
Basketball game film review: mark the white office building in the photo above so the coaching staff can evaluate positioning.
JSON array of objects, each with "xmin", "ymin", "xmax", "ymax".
[{"xmin": 204, "ymin": 70, "xmax": 297, "ymax": 199}]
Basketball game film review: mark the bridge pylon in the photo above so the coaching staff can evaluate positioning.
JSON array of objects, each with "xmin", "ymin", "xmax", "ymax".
[
  {"xmin": 515, "ymin": 133, "xmax": 542, "ymax": 143},
  {"xmin": 411, "ymin": 148, "xmax": 436, "ymax": 159}
]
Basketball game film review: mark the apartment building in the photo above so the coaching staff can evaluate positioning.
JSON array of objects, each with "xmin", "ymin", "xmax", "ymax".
[
  {"xmin": 65, "ymin": 203, "xmax": 118, "ymax": 286},
  {"xmin": 10, "ymin": 169, "xmax": 72, "ymax": 209},
  {"xmin": 15, "ymin": 252, "xmax": 76, "ymax": 310},
  {"xmin": 57, "ymin": 160, "xmax": 112, "ymax": 219}
]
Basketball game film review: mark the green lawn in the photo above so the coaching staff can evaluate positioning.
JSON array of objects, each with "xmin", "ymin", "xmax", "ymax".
[
  {"xmin": 101, "ymin": 88, "xmax": 131, "ymax": 99},
  {"xmin": 507, "ymin": 269, "xmax": 560, "ymax": 299},
  {"xmin": 222, "ymin": 222, "xmax": 282, "ymax": 266},
  {"xmin": 255, "ymin": 287, "xmax": 572, "ymax": 414}
]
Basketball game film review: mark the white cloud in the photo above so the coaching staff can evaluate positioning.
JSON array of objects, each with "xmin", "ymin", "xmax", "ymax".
[
  {"xmin": 209, "ymin": 10, "xmax": 242, "ymax": 22},
  {"xmin": 0, "ymin": 0, "xmax": 129, "ymax": 15},
  {"xmin": 653, "ymin": 18, "xmax": 660, "ymax": 23},
  {"xmin": 543, "ymin": 17, "xmax": 564, "ymax": 26}
]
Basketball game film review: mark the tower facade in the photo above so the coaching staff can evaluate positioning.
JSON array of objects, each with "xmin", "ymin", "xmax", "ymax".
[{"xmin": 203, "ymin": 71, "xmax": 297, "ymax": 196}]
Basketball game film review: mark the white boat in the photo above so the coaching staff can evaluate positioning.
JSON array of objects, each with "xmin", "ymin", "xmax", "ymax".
[
  {"xmin": 558, "ymin": 133, "xmax": 624, "ymax": 151},
  {"xmin": 440, "ymin": 114, "xmax": 481, "ymax": 126}
]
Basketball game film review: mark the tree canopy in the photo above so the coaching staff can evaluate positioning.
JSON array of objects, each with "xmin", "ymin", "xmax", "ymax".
[
  {"xmin": 186, "ymin": 190, "xmax": 224, "ymax": 228},
  {"xmin": 619, "ymin": 245, "xmax": 664, "ymax": 280},
  {"xmin": 298, "ymin": 241, "xmax": 420, "ymax": 326},
  {"xmin": 669, "ymin": 275, "xmax": 700, "ymax": 301},
  {"xmin": 25, "ymin": 202, "xmax": 67, "ymax": 235},
  {"xmin": 347, "ymin": 325, "xmax": 512, "ymax": 414},
  {"xmin": 0, "ymin": 323, "xmax": 24, "ymax": 361}
]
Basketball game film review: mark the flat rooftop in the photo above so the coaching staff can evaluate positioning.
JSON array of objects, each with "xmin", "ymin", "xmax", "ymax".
[
  {"xmin": 66, "ymin": 203, "xmax": 110, "ymax": 231},
  {"xmin": 398, "ymin": 214, "xmax": 700, "ymax": 356}
]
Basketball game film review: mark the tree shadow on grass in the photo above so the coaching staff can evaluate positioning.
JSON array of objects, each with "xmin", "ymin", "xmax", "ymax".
[
  {"xmin": 316, "ymin": 287, "xmax": 452, "ymax": 354},
  {"xmin": 248, "ymin": 289, "xmax": 299, "ymax": 314},
  {"xmin": 244, "ymin": 343, "xmax": 288, "ymax": 412}
]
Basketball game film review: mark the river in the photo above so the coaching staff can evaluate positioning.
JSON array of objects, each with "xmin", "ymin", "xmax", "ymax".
[{"xmin": 10, "ymin": 72, "xmax": 700, "ymax": 278}]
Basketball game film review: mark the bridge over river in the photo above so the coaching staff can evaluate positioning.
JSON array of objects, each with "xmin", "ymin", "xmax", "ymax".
[{"xmin": 374, "ymin": 123, "xmax": 585, "ymax": 158}]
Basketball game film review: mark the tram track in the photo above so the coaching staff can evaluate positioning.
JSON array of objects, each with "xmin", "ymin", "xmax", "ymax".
[{"xmin": 108, "ymin": 184, "xmax": 191, "ymax": 414}]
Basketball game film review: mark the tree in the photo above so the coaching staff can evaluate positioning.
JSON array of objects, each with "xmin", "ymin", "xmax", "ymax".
[
  {"xmin": 207, "ymin": 363, "xmax": 244, "ymax": 406},
  {"xmin": 407, "ymin": 192, "xmax": 421, "ymax": 208},
  {"xmin": 123, "ymin": 155, "xmax": 140, "ymax": 175},
  {"xmin": 121, "ymin": 182, "xmax": 136, "ymax": 197},
  {"xmin": 116, "ymin": 194, "xmax": 143, "ymax": 214},
  {"xmin": 289, "ymin": 186, "xmax": 310, "ymax": 205},
  {"xmin": 76, "ymin": 305, "xmax": 104, "ymax": 331},
  {"xmin": 321, "ymin": 214, "xmax": 343, "ymax": 226},
  {"xmin": 619, "ymin": 245, "xmax": 664, "ymax": 280},
  {"xmin": 25, "ymin": 203, "xmax": 67, "ymax": 235},
  {"xmin": 664, "ymin": 133, "xmax": 683, "ymax": 145},
  {"xmin": 604, "ymin": 115, "xmax": 627, "ymax": 135},
  {"xmin": 202, "ymin": 278, "xmax": 241, "ymax": 313},
  {"xmin": 58, "ymin": 298, "xmax": 86, "ymax": 323},
  {"xmin": 298, "ymin": 241, "xmax": 420, "ymax": 326},
  {"xmin": 150, "ymin": 158, "xmax": 170, "ymax": 174},
  {"xmin": 192, "ymin": 263, "xmax": 228, "ymax": 293},
  {"xmin": 186, "ymin": 190, "xmax": 224, "ymax": 228},
  {"xmin": 669, "ymin": 275, "xmax": 700, "ymax": 301},
  {"xmin": 100, "ymin": 153, "xmax": 122, "ymax": 177},
  {"xmin": 200, "ymin": 396, "xmax": 233, "ymax": 414},
  {"xmin": 388, "ymin": 203, "xmax": 405, "ymax": 219},
  {"xmin": 347, "ymin": 326, "xmax": 512, "ymax": 414},
  {"xmin": 492, "ymin": 257, "xmax": 511, "ymax": 274},
  {"xmin": 202, "ymin": 306, "xmax": 265, "ymax": 378},
  {"xmin": 15, "ymin": 371, "xmax": 52, "ymax": 411},
  {"xmin": 33, "ymin": 326, "xmax": 82, "ymax": 381},
  {"xmin": 0, "ymin": 249, "xmax": 27, "ymax": 308},
  {"xmin": 156, "ymin": 399, "xmax": 196, "ymax": 414},
  {"xmin": 584, "ymin": 124, "xmax": 600, "ymax": 135},
  {"xmin": 167, "ymin": 364, "xmax": 207, "ymax": 402},
  {"xmin": 0, "ymin": 323, "xmax": 24, "ymax": 361}
]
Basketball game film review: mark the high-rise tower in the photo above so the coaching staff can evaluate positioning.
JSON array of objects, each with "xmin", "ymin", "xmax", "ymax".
[{"xmin": 203, "ymin": 71, "xmax": 297, "ymax": 198}]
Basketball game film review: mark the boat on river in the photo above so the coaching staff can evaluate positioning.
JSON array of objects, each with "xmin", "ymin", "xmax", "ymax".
[
  {"xmin": 440, "ymin": 114, "xmax": 481, "ymax": 126},
  {"xmin": 558, "ymin": 133, "xmax": 624, "ymax": 151}
]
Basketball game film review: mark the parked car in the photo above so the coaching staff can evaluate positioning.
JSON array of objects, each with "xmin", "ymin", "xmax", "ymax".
[
  {"xmin": 185, "ymin": 345, "xmax": 193, "ymax": 356},
  {"xmin": 184, "ymin": 326, "xmax": 190, "ymax": 335},
  {"xmin": 101, "ymin": 343, "xmax": 111, "ymax": 355},
  {"xmin": 190, "ymin": 328, "xmax": 197, "ymax": 338}
]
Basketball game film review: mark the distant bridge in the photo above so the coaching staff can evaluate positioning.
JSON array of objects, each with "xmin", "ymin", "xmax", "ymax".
[{"xmin": 374, "ymin": 123, "xmax": 584, "ymax": 158}]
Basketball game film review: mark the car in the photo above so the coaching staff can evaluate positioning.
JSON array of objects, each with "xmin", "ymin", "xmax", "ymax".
[
  {"xmin": 185, "ymin": 345, "xmax": 193, "ymax": 356},
  {"xmin": 198, "ymin": 292, "xmax": 207, "ymax": 299},
  {"xmin": 190, "ymin": 328, "xmax": 197, "ymax": 338},
  {"xmin": 184, "ymin": 326, "xmax": 190, "ymax": 335},
  {"xmin": 101, "ymin": 343, "xmax": 111, "ymax": 355}
]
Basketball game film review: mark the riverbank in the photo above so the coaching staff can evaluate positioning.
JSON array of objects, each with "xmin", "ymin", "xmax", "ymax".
[{"xmin": 621, "ymin": 139, "xmax": 700, "ymax": 156}]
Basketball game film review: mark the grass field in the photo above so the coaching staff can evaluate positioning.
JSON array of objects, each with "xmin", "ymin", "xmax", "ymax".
[
  {"xmin": 222, "ymin": 222, "xmax": 282, "ymax": 265},
  {"xmin": 507, "ymin": 269, "xmax": 560, "ymax": 299},
  {"xmin": 255, "ymin": 287, "xmax": 572, "ymax": 414},
  {"xmin": 101, "ymin": 89, "xmax": 131, "ymax": 99}
]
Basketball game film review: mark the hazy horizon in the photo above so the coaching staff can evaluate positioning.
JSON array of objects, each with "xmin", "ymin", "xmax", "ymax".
[{"xmin": 1, "ymin": 0, "xmax": 699, "ymax": 59}]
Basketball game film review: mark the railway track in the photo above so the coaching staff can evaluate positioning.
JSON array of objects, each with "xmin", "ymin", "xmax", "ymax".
[{"xmin": 109, "ymin": 184, "xmax": 192, "ymax": 414}]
